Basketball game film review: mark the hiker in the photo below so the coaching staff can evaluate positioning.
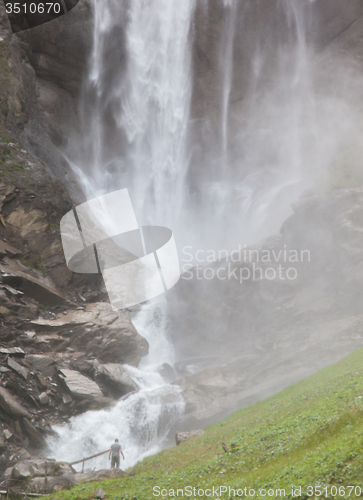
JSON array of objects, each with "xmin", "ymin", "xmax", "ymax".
[{"xmin": 109, "ymin": 438, "xmax": 125, "ymax": 469}]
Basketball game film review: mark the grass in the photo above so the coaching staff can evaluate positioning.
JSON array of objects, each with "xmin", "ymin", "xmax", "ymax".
[{"xmin": 41, "ymin": 348, "xmax": 363, "ymax": 500}]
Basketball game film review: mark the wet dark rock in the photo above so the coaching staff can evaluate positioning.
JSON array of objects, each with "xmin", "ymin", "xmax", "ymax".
[
  {"xmin": 0, "ymin": 429, "xmax": 6, "ymax": 452},
  {"xmin": 26, "ymin": 355, "xmax": 57, "ymax": 377},
  {"xmin": 0, "ymin": 347, "xmax": 24, "ymax": 356},
  {"xmin": 96, "ymin": 364, "xmax": 137, "ymax": 397},
  {"xmin": 157, "ymin": 363, "xmax": 175, "ymax": 382},
  {"xmin": 22, "ymin": 419, "xmax": 46, "ymax": 448},
  {"xmin": 0, "ymin": 257, "xmax": 73, "ymax": 307},
  {"xmin": 0, "ymin": 387, "xmax": 31, "ymax": 419},
  {"xmin": 0, "ymin": 182, "xmax": 16, "ymax": 212},
  {"xmin": 30, "ymin": 303, "xmax": 149, "ymax": 365},
  {"xmin": 58, "ymin": 369, "xmax": 103, "ymax": 400},
  {"xmin": 7, "ymin": 357, "xmax": 30, "ymax": 381},
  {"xmin": 0, "ymin": 241, "xmax": 21, "ymax": 259}
]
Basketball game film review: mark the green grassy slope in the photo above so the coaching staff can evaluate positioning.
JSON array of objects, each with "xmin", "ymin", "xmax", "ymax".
[{"xmin": 47, "ymin": 348, "xmax": 363, "ymax": 500}]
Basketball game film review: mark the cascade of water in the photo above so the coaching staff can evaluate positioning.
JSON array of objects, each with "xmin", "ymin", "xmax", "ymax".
[
  {"xmin": 69, "ymin": 0, "xmax": 196, "ymax": 229},
  {"xmin": 219, "ymin": 0, "xmax": 238, "ymax": 166},
  {"xmin": 51, "ymin": 0, "xmax": 363, "ymax": 468},
  {"xmin": 48, "ymin": 0, "xmax": 196, "ymax": 469},
  {"xmin": 47, "ymin": 297, "xmax": 184, "ymax": 470}
]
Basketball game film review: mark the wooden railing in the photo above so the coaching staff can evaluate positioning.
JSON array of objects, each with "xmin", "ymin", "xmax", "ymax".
[{"xmin": 69, "ymin": 449, "xmax": 110, "ymax": 473}]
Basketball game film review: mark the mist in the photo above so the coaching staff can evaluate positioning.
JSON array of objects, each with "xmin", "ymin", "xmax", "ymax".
[{"xmin": 50, "ymin": 0, "xmax": 363, "ymax": 464}]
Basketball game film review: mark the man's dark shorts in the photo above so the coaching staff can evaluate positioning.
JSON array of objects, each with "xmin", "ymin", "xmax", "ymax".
[{"xmin": 111, "ymin": 455, "xmax": 120, "ymax": 469}]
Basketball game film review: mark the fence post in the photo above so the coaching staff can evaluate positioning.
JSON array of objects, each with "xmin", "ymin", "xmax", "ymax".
[{"xmin": 45, "ymin": 459, "xmax": 48, "ymax": 491}]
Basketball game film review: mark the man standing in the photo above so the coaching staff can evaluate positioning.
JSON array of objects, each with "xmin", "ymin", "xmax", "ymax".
[{"xmin": 109, "ymin": 439, "xmax": 124, "ymax": 469}]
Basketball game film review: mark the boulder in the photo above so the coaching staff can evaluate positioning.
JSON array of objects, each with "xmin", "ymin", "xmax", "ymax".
[
  {"xmin": 10, "ymin": 459, "xmax": 76, "ymax": 492},
  {"xmin": 0, "ymin": 257, "xmax": 73, "ymax": 307},
  {"xmin": 0, "ymin": 347, "xmax": 25, "ymax": 356},
  {"xmin": 7, "ymin": 356, "xmax": 30, "ymax": 381},
  {"xmin": 0, "ymin": 387, "xmax": 30, "ymax": 418},
  {"xmin": 58, "ymin": 369, "xmax": 103, "ymax": 400},
  {"xmin": 22, "ymin": 418, "xmax": 47, "ymax": 447},
  {"xmin": 15, "ymin": 448, "xmax": 32, "ymax": 461},
  {"xmin": 26, "ymin": 354, "xmax": 57, "ymax": 377},
  {"xmin": 94, "ymin": 488, "xmax": 106, "ymax": 499},
  {"xmin": 38, "ymin": 392, "xmax": 49, "ymax": 405},
  {"xmin": 3, "ymin": 429, "xmax": 13, "ymax": 440},
  {"xmin": 3, "ymin": 466, "xmax": 14, "ymax": 478},
  {"xmin": 175, "ymin": 430, "xmax": 204, "ymax": 446},
  {"xmin": 0, "ymin": 240, "xmax": 21, "ymax": 259},
  {"xmin": 12, "ymin": 459, "xmax": 48, "ymax": 480},
  {"xmin": 157, "ymin": 363, "xmax": 175, "ymax": 382},
  {"xmin": 11, "ymin": 458, "xmax": 68, "ymax": 479},
  {"xmin": 97, "ymin": 364, "xmax": 137, "ymax": 396},
  {"xmin": 73, "ymin": 472, "xmax": 89, "ymax": 484},
  {"xmin": 31, "ymin": 303, "xmax": 149, "ymax": 365},
  {"xmin": 26, "ymin": 474, "xmax": 76, "ymax": 492}
]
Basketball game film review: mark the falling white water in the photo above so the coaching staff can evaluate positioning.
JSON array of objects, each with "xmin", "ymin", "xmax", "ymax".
[
  {"xmin": 52, "ymin": 0, "xmax": 363, "ymax": 470},
  {"xmin": 219, "ymin": 0, "xmax": 238, "ymax": 165},
  {"xmin": 47, "ymin": 297, "xmax": 184, "ymax": 471},
  {"xmin": 49, "ymin": 0, "xmax": 195, "ymax": 471},
  {"xmin": 69, "ymin": 0, "xmax": 196, "ymax": 229}
]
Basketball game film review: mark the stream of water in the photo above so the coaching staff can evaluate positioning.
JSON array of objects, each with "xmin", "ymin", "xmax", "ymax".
[
  {"xmin": 48, "ymin": 0, "xmax": 196, "ymax": 469},
  {"xmin": 47, "ymin": 298, "xmax": 184, "ymax": 471}
]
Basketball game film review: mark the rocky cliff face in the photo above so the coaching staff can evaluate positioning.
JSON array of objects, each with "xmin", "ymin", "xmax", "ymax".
[
  {"xmin": 0, "ymin": 0, "xmax": 93, "ymax": 201},
  {"xmin": 0, "ymin": 176, "xmax": 149, "ymax": 479},
  {"xmin": 0, "ymin": 4, "xmax": 149, "ymax": 482}
]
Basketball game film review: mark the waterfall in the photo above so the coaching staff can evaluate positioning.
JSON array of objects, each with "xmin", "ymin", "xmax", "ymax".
[
  {"xmin": 48, "ymin": 0, "xmax": 195, "ymax": 469},
  {"xmin": 219, "ymin": 0, "xmax": 238, "ymax": 166},
  {"xmin": 51, "ymin": 0, "xmax": 363, "ymax": 469},
  {"xmin": 47, "ymin": 297, "xmax": 185, "ymax": 470},
  {"xmin": 69, "ymin": 0, "xmax": 196, "ymax": 229}
]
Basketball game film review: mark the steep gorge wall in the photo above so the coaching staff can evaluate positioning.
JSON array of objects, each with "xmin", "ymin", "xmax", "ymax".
[{"xmin": 0, "ymin": 4, "xmax": 149, "ymax": 480}]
